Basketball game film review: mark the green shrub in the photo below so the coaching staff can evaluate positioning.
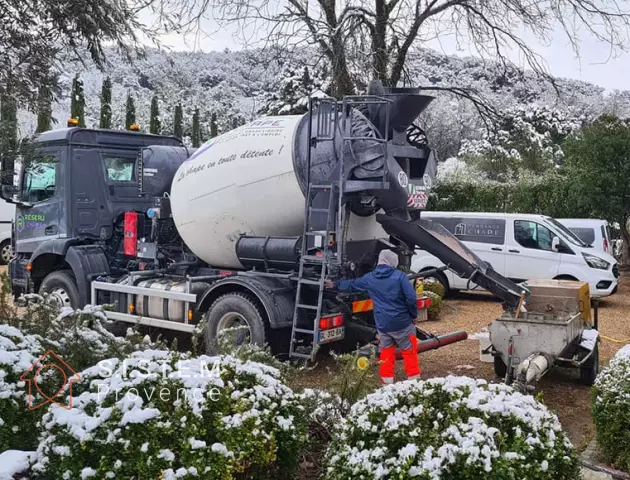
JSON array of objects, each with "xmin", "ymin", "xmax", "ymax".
[
  {"xmin": 0, "ymin": 325, "xmax": 45, "ymax": 452},
  {"xmin": 425, "ymin": 291, "xmax": 444, "ymax": 320},
  {"xmin": 324, "ymin": 376, "xmax": 579, "ymax": 479},
  {"xmin": 33, "ymin": 350, "xmax": 308, "ymax": 479},
  {"xmin": 422, "ymin": 278, "xmax": 445, "ymax": 299},
  {"xmin": 592, "ymin": 345, "xmax": 630, "ymax": 472}
]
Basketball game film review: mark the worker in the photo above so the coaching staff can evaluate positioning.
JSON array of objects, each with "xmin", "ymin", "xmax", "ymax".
[{"xmin": 324, "ymin": 249, "xmax": 421, "ymax": 384}]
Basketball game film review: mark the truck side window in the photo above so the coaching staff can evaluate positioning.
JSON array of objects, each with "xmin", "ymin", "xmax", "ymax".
[
  {"xmin": 22, "ymin": 156, "xmax": 58, "ymax": 203},
  {"xmin": 104, "ymin": 156, "xmax": 135, "ymax": 182},
  {"xmin": 514, "ymin": 220, "xmax": 553, "ymax": 251}
]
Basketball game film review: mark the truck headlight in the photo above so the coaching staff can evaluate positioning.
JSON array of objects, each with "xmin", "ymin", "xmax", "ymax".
[{"xmin": 582, "ymin": 252, "xmax": 610, "ymax": 270}]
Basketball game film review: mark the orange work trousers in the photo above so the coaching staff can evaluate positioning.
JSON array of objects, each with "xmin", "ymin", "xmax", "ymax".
[{"xmin": 379, "ymin": 324, "xmax": 421, "ymax": 384}]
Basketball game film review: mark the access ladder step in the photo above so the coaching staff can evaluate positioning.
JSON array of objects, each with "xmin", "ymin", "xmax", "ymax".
[
  {"xmin": 293, "ymin": 328, "xmax": 316, "ymax": 334},
  {"xmin": 310, "ymin": 184, "xmax": 333, "ymax": 190},
  {"xmin": 298, "ymin": 278, "xmax": 322, "ymax": 286},
  {"xmin": 301, "ymin": 255, "xmax": 327, "ymax": 263},
  {"xmin": 297, "ymin": 303, "xmax": 319, "ymax": 310},
  {"xmin": 290, "ymin": 352, "xmax": 313, "ymax": 360},
  {"xmin": 308, "ymin": 207, "xmax": 330, "ymax": 213}
]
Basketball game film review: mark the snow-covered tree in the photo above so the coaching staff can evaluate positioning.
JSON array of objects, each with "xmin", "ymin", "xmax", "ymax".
[
  {"xmin": 150, "ymin": 96, "xmax": 161, "ymax": 134},
  {"xmin": 99, "ymin": 77, "xmax": 112, "ymax": 129},
  {"xmin": 210, "ymin": 112, "xmax": 218, "ymax": 138},
  {"xmin": 125, "ymin": 93, "xmax": 136, "ymax": 130},
  {"xmin": 70, "ymin": 74, "xmax": 85, "ymax": 128},
  {"xmin": 259, "ymin": 63, "xmax": 330, "ymax": 116}
]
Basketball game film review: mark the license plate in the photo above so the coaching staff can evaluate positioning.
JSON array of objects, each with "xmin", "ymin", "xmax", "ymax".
[{"xmin": 318, "ymin": 326, "xmax": 345, "ymax": 344}]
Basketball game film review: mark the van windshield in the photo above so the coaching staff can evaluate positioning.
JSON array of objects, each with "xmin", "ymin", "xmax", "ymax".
[{"xmin": 544, "ymin": 217, "xmax": 590, "ymax": 247}]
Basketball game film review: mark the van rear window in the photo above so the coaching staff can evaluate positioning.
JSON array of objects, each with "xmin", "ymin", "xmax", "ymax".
[
  {"xmin": 568, "ymin": 227, "xmax": 595, "ymax": 245},
  {"xmin": 429, "ymin": 217, "xmax": 505, "ymax": 245}
]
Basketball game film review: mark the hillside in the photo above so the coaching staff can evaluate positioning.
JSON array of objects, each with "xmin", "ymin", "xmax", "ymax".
[{"xmin": 16, "ymin": 46, "xmax": 627, "ymax": 158}]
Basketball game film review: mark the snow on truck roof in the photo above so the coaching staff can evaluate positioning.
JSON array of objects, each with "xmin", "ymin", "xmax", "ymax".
[{"xmin": 33, "ymin": 127, "xmax": 183, "ymax": 147}]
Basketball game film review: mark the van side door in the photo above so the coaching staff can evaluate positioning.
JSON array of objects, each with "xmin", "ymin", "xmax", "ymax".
[{"xmin": 505, "ymin": 219, "xmax": 560, "ymax": 282}]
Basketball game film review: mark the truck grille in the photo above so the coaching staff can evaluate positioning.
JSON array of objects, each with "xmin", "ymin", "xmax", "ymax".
[{"xmin": 613, "ymin": 263, "xmax": 620, "ymax": 278}]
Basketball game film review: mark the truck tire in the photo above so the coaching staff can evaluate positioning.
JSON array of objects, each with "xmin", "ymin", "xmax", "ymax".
[
  {"xmin": 39, "ymin": 270, "xmax": 80, "ymax": 309},
  {"xmin": 494, "ymin": 355, "xmax": 507, "ymax": 378},
  {"xmin": 580, "ymin": 343, "xmax": 599, "ymax": 386},
  {"xmin": 0, "ymin": 240, "xmax": 11, "ymax": 265},
  {"xmin": 203, "ymin": 292, "xmax": 267, "ymax": 353}
]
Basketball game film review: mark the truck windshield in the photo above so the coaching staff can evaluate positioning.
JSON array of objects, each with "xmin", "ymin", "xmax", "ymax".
[{"xmin": 543, "ymin": 217, "xmax": 589, "ymax": 248}]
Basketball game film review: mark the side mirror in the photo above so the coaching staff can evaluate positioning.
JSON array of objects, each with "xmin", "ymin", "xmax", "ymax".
[{"xmin": 552, "ymin": 236, "xmax": 561, "ymax": 252}]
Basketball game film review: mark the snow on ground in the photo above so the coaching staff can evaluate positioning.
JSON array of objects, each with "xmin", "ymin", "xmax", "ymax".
[{"xmin": 0, "ymin": 450, "xmax": 34, "ymax": 478}]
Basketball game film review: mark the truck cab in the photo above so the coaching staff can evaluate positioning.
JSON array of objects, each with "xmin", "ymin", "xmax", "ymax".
[{"xmin": 6, "ymin": 128, "xmax": 183, "ymax": 307}]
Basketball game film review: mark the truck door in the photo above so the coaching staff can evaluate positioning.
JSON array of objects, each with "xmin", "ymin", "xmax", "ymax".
[{"xmin": 15, "ymin": 149, "xmax": 63, "ymax": 254}]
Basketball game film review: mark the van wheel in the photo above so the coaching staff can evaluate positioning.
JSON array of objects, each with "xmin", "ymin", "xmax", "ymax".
[
  {"xmin": 422, "ymin": 270, "xmax": 450, "ymax": 297},
  {"xmin": 39, "ymin": 270, "xmax": 80, "ymax": 310},
  {"xmin": 555, "ymin": 275, "xmax": 579, "ymax": 282},
  {"xmin": 203, "ymin": 292, "xmax": 267, "ymax": 354},
  {"xmin": 0, "ymin": 240, "xmax": 11, "ymax": 265}
]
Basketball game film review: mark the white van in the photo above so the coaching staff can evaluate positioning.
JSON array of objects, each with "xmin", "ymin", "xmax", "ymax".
[
  {"xmin": 0, "ymin": 199, "xmax": 13, "ymax": 265},
  {"xmin": 412, "ymin": 212, "xmax": 619, "ymax": 298},
  {"xmin": 557, "ymin": 219, "xmax": 613, "ymax": 256}
]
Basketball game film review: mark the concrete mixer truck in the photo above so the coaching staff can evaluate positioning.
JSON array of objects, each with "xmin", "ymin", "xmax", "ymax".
[{"xmin": 4, "ymin": 81, "xmax": 528, "ymax": 358}]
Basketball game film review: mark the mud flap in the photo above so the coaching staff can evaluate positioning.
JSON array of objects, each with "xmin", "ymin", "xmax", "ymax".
[{"xmin": 376, "ymin": 214, "xmax": 529, "ymax": 308}]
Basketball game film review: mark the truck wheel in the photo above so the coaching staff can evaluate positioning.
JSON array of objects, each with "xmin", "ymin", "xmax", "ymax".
[
  {"xmin": 203, "ymin": 293, "xmax": 267, "ymax": 353},
  {"xmin": 39, "ymin": 270, "xmax": 80, "ymax": 309},
  {"xmin": 580, "ymin": 343, "xmax": 599, "ymax": 386},
  {"xmin": 0, "ymin": 240, "xmax": 11, "ymax": 265},
  {"xmin": 494, "ymin": 355, "xmax": 507, "ymax": 378}
]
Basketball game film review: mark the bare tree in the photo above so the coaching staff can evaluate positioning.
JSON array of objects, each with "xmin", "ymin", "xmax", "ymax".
[{"xmin": 206, "ymin": 0, "xmax": 630, "ymax": 97}]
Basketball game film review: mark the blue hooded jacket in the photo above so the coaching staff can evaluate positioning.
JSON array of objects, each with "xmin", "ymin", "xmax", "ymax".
[{"xmin": 336, "ymin": 265, "xmax": 418, "ymax": 333}]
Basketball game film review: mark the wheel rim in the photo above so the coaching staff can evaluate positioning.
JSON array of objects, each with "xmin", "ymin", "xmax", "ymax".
[
  {"xmin": 1, "ymin": 243, "xmax": 11, "ymax": 263},
  {"xmin": 217, "ymin": 312, "xmax": 252, "ymax": 346},
  {"xmin": 49, "ymin": 287, "xmax": 72, "ymax": 308}
]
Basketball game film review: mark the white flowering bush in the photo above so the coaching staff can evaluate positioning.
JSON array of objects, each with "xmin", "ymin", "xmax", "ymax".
[
  {"xmin": 34, "ymin": 350, "xmax": 308, "ymax": 479},
  {"xmin": 325, "ymin": 376, "xmax": 579, "ymax": 479},
  {"xmin": 0, "ymin": 325, "xmax": 45, "ymax": 452},
  {"xmin": 592, "ymin": 345, "xmax": 630, "ymax": 472}
]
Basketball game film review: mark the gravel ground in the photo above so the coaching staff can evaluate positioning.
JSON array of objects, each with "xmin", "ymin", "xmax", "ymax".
[{"xmin": 301, "ymin": 273, "xmax": 630, "ymax": 451}]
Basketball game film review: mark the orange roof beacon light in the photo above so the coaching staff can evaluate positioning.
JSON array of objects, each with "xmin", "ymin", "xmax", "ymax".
[
  {"xmin": 67, "ymin": 118, "xmax": 79, "ymax": 127},
  {"xmin": 129, "ymin": 124, "xmax": 141, "ymax": 132}
]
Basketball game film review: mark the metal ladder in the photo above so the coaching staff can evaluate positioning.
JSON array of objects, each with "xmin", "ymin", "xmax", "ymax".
[
  {"xmin": 289, "ymin": 98, "xmax": 341, "ymax": 360},
  {"xmin": 288, "ymin": 96, "xmax": 392, "ymax": 360}
]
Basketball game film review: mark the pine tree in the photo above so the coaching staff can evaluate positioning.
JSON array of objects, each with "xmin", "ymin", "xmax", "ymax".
[
  {"xmin": 173, "ymin": 103, "xmax": 183, "ymax": 139},
  {"xmin": 125, "ymin": 93, "xmax": 136, "ymax": 130},
  {"xmin": 36, "ymin": 86, "xmax": 52, "ymax": 133},
  {"xmin": 70, "ymin": 74, "xmax": 86, "ymax": 127},
  {"xmin": 150, "ymin": 96, "xmax": 161, "ymax": 134},
  {"xmin": 100, "ymin": 77, "xmax": 112, "ymax": 129},
  {"xmin": 192, "ymin": 108, "xmax": 201, "ymax": 147},
  {"xmin": 210, "ymin": 112, "xmax": 218, "ymax": 138}
]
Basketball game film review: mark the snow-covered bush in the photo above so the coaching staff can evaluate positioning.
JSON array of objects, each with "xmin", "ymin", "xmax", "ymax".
[
  {"xmin": 425, "ymin": 291, "xmax": 443, "ymax": 321},
  {"xmin": 593, "ymin": 345, "xmax": 630, "ymax": 472},
  {"xmin": 34, "ymin": 350, "xmax": 308, "ymax": 479},
  {"xmin": 0, "ymin": 325, "xmax": 45, "ymax": 451},
  {"xmin": 325, "ymin": 376, "xmax": 579, "ymax": 479},
  {"xmin": 422, "ymin": 278, "xmax": 445, "ymax": 299}
]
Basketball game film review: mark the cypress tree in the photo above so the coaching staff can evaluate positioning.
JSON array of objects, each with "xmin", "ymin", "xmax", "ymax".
[
  {"xmin": 173, "ymin": 103, "xmax": 183, "ymax": 139},
  {"xmin": 0, "ymin": 96, "xmax": 18, "ymax": 187},
  {"xmin": 191, "ymin": 108, "xmax": 201, "ymax": 147},
  {"xmin": 70, "ymin": 74, "xmax": 86, "ymax": 127},
  {"xmin": 36, "ymin": 86, "xmax": 52, "ymax": 133},
  {"xmin": 210, "ymin": 112, "xmax": 218, "ymax": 138},
  {"xmin": 100, "ymin": 77, "xmax": 112, "ymax": 129},
  {"xmin": 149, "ymin": 96, "xmax": 161, "ymax": 134},
  {"xmin": 125, "ymin": 93, "xmax": 136, "ymax": 130}
]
